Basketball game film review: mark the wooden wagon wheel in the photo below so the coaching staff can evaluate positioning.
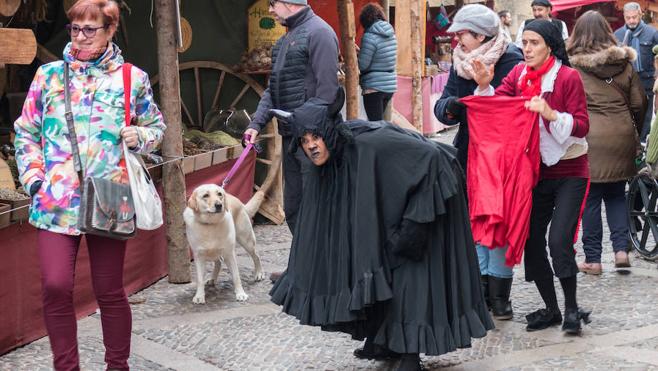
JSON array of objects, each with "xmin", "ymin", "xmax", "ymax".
[{"xmin": 151, "ymin": 61, "xmax": 284, "ymax": 224}]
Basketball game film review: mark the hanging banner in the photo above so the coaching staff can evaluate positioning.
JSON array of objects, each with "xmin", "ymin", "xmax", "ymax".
[{"xmin": 248, "ymin": 0, "xmax": 287, "ymax": 52}]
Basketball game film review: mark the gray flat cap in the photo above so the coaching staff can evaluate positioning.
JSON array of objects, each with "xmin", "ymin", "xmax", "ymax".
[{"xmin": 447, "ymin": 4, "xmax": 500, "ymax": 37}]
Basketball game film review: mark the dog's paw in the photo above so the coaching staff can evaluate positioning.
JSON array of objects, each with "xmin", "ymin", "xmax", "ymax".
[
  {"xmin": 192, "ymin": 293, "xmax": 206, "ymax": 304},
  {"xmin": 254, "ymin": 270, "xmax": 265, "ymax": 282},
  {"xmin": 235, "ymin": 291, "xmax": 249, "ymax": 302}
]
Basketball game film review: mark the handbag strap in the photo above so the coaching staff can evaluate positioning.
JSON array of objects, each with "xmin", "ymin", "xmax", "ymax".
[
  {"xmin": 63, "ymin": 62, "xmax": 84, "ymax": 184},
  {"xmin": 123, "ymin": 63, "xmax": 132, "ymax": 127},
  {"xmin": 63, "ymin": 62, "xmax": 133, "ymax": 185},
  {"xmin": 603, "ymin": 65, "xmax": 634, "ymax": 119}
]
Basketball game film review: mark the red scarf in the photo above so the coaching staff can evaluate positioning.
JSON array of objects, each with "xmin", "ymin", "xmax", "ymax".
[{"xmin": 519, "ymin": 56, "xmax": 556, "ymax": 97}]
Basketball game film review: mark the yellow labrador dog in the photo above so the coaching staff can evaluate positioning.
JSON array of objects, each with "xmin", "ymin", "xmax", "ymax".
[{"xmin": 184, "ymin": 184, "xmax": 265, "ymax": 303}]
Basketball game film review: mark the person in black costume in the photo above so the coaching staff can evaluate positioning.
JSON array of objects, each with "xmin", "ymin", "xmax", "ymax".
[{"xmin": 269, "ymin": 92, "xmax": 493, "ymax": 371}]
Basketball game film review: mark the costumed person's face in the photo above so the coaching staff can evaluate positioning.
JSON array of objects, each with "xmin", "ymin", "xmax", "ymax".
[
  {"xmin": 455, "ymin": 30, "xmax": 485, "ymax": 53},
  {"xmin": 532, "ymin": 6, "xmax": 551, "ymax": 20},
  {"xmin": 269, "ymin": 1, "xmax": 295, "ymax": 25},
  {"xmin": 521, "ymin": 30, "xmax": 552, "ymax": 68},
  {"xmin": 301, "ymin": 133, "xmax": 331, "ymax": 166},
  {"xmin": 624, "ymin": 9, "xmax": 642, "ymax": 29},
  {"xmin": 68, "ymin": 16, "xmax": 115, "ymax": 61}
]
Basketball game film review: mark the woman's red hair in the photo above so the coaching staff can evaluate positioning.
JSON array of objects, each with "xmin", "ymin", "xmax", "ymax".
[{"xmin": 67, "ymin": 0, "xmax": 119, "ymax": 27}]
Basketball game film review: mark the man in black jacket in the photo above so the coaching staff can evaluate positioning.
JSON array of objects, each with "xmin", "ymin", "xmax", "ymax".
[{"xmin": 243, "ymin": 0, "xmax": 339, "ymax": 283}]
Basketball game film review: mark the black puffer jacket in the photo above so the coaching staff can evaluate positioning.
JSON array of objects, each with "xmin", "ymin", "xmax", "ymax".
[
  {"xmin": 249, "ymin": 7, "xmax": 339, "ymax": 136},
  {"xmin": 434, "ymin": 44, "xmax": 524, "ymax": 170}
]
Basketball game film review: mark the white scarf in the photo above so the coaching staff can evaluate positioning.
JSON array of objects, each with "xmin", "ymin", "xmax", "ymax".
[{"xmin": 452, "ymin": 30, "xmax": 511, "ymax": 80}]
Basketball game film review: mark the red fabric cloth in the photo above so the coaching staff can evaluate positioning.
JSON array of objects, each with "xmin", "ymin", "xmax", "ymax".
[
  {"xmin": 550, "ymin": 0, "xmax": 614, "ymax": 14},
  {"xmin": 461, "ymin": 95, "xmax": 540, "ymax": 266},
  {"xmin": 495, "ymin": 63, "xmax": 590, "ymax": 179},
  {"xmin": 519, "ymin": 56, "xmax": 555, "ymax": 97}
]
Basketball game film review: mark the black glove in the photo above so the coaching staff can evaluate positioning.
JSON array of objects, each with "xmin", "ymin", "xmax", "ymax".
[
  {"xmin": 446, "ymin": 98, "xmax": 466, "ymax": 119},
  {"xmin": 29, "ymin": 180, "xmax": 43, "ymax": 197},
  {"xmin": 387, "ymin": 219, "xmax": 430, "ymax": 261}
]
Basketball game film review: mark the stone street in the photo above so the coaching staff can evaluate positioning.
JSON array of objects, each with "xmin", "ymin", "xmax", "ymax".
[{"xmin": 2, "ymin": 129, "xmax": 658, "ymax": 370}]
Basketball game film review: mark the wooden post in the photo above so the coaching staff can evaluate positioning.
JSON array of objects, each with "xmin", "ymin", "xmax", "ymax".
[
  {"xmin": 337, "ymin": 0, "xmax": 359, "ymax": 120},
  {"xmin": 410, "ymin": 0, "xmax": 423, "ymax": 132},
  {"xmin": 155, "ymin": 0, "xmax": 190, "ymax": 284},
  {"xmin": 380, "ymin": 0, "xmax": 389, "ymax": 22}
]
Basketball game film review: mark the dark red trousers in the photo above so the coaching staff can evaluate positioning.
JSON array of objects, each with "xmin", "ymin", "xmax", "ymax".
[{"xmin": 37, "ymin": 230, "xmax": 131, "ymax": 371}]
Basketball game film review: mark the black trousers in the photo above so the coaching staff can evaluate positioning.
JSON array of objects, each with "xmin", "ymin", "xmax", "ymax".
[
  {"xmin": 363, "ymin": 92, "xmax": 393, "ymax": 121},
  {"xmin": 282, "ymin": 136, "xmax": 311, "ymax": 235},
  {"xmin": 524, "ymin": 177, "xmax": 588, "ymax": 282}
]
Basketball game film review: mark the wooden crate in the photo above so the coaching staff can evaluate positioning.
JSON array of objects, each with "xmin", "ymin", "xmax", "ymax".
[{"xmin": 0, "ymin": 203, "xmax": 10, "ymax": 229}]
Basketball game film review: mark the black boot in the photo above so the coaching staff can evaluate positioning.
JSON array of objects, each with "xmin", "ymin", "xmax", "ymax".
[
  {"xmin": 489, "ymin": 276, "xmax": 513, "ymax": 320},
  {"xmin": 397, "ymin": 354, "xmax": 423, "ymax": 371},
  {"xmin": 481, "ymin": 275, "xmax": 491, "ymax": 310},
  {"xmin": 526, "ymin": 307, "xmax": 562, "ymax": 332},
  {"xmin": 353, "ymin": 339, "xmax": 401, "ymax": 360},
  {"xmin": 562, "ymin": 307, "xmax": 591, "ymax": 335}
]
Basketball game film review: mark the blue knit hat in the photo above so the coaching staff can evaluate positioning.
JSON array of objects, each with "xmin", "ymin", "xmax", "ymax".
[{"xmin": 281, "ymin": 0, "xmax": 308, "ymax": 4}]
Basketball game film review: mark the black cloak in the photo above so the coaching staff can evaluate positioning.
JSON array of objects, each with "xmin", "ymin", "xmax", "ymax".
[{"xmin": 269, "ymin": 100, "xmax": 493, "ymax": 356}]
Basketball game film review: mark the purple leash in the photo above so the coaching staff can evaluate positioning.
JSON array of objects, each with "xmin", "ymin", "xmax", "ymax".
[{"xmin": 221, "ymin": 135, "xmax": 260, "ymax": 189}]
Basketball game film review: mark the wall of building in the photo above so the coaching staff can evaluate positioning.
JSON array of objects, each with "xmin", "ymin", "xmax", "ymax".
[{"xmin": 494, "ymin": 0, "xmax": 533, "ymax": 40}]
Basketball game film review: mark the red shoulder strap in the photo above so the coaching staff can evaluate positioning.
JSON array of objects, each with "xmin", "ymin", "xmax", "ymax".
[{"xmin": 122, "ymin": 63, "xmax": 133, "ymax": 127}]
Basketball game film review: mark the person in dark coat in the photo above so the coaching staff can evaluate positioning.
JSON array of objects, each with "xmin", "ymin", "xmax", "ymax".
[
  {"xmin": 357, "ymin": 2, "xmax": 397, "ymax": 121},
  {"xmin": 614, "ymin": 2, "xmax": 658, "ymax": 142},
  {"xmin": 242, "ymin": 0, "xmax": 339, "ymax": 283},
  {"xmin": 434, "ymin": 3, "xmax": 524, "ymax": 322},
  {"xmin": 270, "ymin": 92, "xmax": 493, "ymax": 371},
  {"xmin": 434, "ymin": 4, "xmax": 523, "ymax": 172},
  {"xmin": 568, "ymin": 10, "xmax": 647, "ymax": 273}
]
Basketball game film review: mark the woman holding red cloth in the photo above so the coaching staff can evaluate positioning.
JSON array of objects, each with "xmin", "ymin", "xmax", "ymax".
[{"xmin": 471, "ymin": 19, "xmax": 592, "ymax": 335}]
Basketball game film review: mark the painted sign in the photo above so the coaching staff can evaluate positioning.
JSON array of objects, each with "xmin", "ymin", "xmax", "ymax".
[{"xmin": 248, "ymin": 0, "xmax": 287, "ymax": 52}]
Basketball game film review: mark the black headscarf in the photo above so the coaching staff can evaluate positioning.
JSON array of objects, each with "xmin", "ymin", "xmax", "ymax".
[
  {"xmin": 524, "ymin": 19, "xmax": 571, "ymax": 67},
  {"xmin": 289, "ymin": 88, "xmax": 351, "ymax": 162}
]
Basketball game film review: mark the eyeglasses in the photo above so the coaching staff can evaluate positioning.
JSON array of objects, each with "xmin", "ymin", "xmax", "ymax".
[
  {"xmin": 66, "ymin": 24, "xmax": 108, "ymax": 38},
  {"xmin": 269, "ymin": 0, "xmax": 278, "ymax": 6}
]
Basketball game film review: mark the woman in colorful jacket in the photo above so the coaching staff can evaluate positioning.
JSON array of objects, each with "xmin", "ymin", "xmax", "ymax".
[
  {"xmin": 472, "ymin": 19, "xmax": 591, "ymax": 335},
  {"xmin": 357, "ymin": 2, "xmax": 397, "ymax": 121},
  {"xmin": 13, "ymin": 0, "xmax": 165, "ymax": 369}
]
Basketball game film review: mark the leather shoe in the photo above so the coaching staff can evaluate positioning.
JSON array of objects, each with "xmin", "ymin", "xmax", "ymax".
[
  {"xmin": 353, "ymin": 345, "xmax": 401, "ymax": 360},
  {"xmin": 577, "ymin": 262, "xmax": 602, "ymax": 275},
  {"xmin": 525, "ymin": 308, "xmax": 562, "ymax": 332},
  {"xmin": 562, "ymin": 307, "xmax": 591, "ymax": 335},
  {"xmin": 614, "ymin": 251, "xmax": 631, "ymax": 268},
  {"xmin": 269, "ymin": 271, "xmax": 283, "ymax": 283}
]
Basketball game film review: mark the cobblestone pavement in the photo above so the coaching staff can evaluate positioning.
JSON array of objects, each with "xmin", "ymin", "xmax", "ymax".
[{"xmin": 3, "ymin": 127, "xmax": 658, "ymax": 370}]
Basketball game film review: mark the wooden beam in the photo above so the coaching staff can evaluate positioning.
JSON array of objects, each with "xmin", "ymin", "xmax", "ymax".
[
  {"xmin": 155, "ymin": 0, "xmax": 190, "ymax": 284},
  {"xmin": 410, "ymin": 0, "xmax": 423, "ymax": 132},
  {"xmin": 337, "ymin": 0, "xmax": 359, "ymax": 120},
  {"xmin": 0, "ymin": 29, "xmax": 36, "ymax": 65},
  {"xmin": 36, "ymin": 44, "xmax": 58, "ymax": 64}
]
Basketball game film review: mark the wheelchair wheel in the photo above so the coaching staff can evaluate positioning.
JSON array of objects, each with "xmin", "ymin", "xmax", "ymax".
[{"xmin": 627, "ymin": 173, "xmax": 658, "ymax": 260}]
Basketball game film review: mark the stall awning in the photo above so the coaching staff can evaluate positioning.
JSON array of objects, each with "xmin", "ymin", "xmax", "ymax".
[{"xmin": 550, "ymin": 0, "xmax": 615, "ymax": 13}]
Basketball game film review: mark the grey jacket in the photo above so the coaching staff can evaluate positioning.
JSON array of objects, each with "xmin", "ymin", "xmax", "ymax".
[
  {"xmin": 249, "ymin": 7, "xmax": 339, "ymax": 135},
  {"xmin": 358, "ymin": 20, "xmax": 397, "ymax": 93},
  {"xmin": 615, "ymin": 21, "xmax": 658, "ymax": 91}
]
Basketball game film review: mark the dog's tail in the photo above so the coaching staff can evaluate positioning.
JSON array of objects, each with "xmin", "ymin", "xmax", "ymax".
[{"xmin": 244, "ymin": 190, "xmax": 265, "ymax": 218}]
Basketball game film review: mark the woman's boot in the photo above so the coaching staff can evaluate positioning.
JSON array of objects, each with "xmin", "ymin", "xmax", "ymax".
[
  {"xmin": 489, "ymin": 276, "xmax": 513, "ymax": 320},
  {"xmin": 397, "ymin": 353, "xmax": 423, "ymax": 371},
  {"xmin": 481, "ymin": 275, "xmax": 491, "ymax": 310}
]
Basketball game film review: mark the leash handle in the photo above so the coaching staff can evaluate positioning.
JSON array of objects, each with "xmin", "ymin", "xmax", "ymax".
[{"xmin": 221, "ymin": 143, "xmax": 254, "ymax": 188}]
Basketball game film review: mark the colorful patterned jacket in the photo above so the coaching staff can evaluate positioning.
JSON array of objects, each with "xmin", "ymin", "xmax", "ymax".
[{"xmin": 14, "ymin": 43, "xmax": 166, "ymax": 235}]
